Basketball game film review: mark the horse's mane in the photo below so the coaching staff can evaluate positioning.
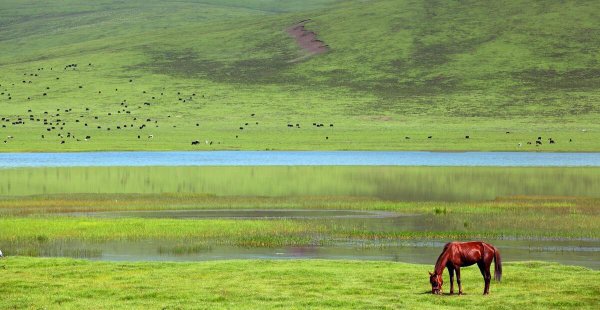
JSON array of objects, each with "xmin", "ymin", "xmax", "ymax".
[{"xmin": 433, "ymin": 243, "xmax": 451, "ymax": 274}]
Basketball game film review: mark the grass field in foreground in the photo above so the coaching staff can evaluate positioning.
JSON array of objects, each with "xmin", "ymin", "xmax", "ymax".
[{"xmin": 0, "ymin": 258, "xmax": 598, "ymax": 309}]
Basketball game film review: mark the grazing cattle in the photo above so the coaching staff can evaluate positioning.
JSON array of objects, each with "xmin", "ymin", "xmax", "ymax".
[
  {"xmin": 465, "ymin": 136, "xmax": 470, "ymax": 139},
  {"xmin": 191, "ymin": 140, "xmax": 200, "ymax": 145},
  {"xmin": 148, "ymin": 135, "xmax": 153, "ymax": 139},
  {"xmin": 428, "ymin": 136, "xmax": 432, "ymax": 139},
  {"xmin": 536, "ymin": 140, "xmax": 542, "ymax": 145},
  {"xmin": 549, "ymin": 139, "xmax": 555, "ymax": 144},
  {"xmin": 405, "ymin": 136, "xmax": 410, "ymax": 139},
  {"xmin": 429, "ymin": 241, "xmax": 502, "ymax": 295}
]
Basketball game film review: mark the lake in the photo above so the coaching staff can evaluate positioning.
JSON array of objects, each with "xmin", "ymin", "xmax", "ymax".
[{"xmin": 1, "ymin": 151, "xmax": 600, "ymax": 167}]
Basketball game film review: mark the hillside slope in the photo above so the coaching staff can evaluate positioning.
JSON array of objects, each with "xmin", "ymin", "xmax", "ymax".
[{"xmin": 0, "ymin": 0, "xmax": 599, "ymax": 151}]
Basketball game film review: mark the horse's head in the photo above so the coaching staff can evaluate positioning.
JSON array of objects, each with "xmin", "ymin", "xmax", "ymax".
[{"xmin": 429, "ymin": 271, "xmax": 443, "ymax": 295}]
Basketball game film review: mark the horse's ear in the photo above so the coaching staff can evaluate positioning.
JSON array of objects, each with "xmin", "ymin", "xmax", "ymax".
[{"xmin": 428, "ymin": 271, "xmax": 434, "ymax": 276}]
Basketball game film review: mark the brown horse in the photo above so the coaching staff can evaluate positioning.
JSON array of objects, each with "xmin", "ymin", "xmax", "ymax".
[{"xmin": 429, "ymin": 241, "xmax": 502, "ymax": 295}]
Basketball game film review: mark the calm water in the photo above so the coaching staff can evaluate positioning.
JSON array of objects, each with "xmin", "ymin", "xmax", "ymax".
[
  {"xmin": 1, "ymin": 151, "xmax": 600, "ymax": 167},
  {"xmin": 4, "ymin": 237, "xmax": 599, "ymax": 268},
  {"xmin": 2, "ymin": 166, "xmax": 600, "ymax": 200},
  {"xmin": 3, "ymin": 210, "xmax": 597, "ymax": 268},
  {"xmin": 66, "ymin": 209, "xmax": 401, "ymax": 219}
]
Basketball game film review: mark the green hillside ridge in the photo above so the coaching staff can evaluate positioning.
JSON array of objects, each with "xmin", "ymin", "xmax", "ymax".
[{"xmin": 1, "ymin": 0, "xmax": 599, "ymax": 151}]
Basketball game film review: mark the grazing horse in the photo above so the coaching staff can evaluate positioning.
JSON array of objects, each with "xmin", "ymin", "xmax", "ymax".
[{"xmin": 429, "ymin": 241, "xmax": 502, "ymax": 295}]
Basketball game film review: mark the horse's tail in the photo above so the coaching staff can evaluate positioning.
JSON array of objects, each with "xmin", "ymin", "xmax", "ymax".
[{"xmin": 493, "ymin": 247, "xmax": 502, "ymax": 282}]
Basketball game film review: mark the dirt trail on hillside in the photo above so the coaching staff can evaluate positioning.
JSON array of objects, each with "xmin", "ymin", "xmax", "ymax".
[{"xmin": 287, "ymin": 19, "xmax": 328, "ymax": 60}]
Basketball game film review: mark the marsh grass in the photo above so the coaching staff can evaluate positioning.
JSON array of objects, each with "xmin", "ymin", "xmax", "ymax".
[{"xmin": 0, "ymin": 195, "xmax": 598, "ymax": 253}]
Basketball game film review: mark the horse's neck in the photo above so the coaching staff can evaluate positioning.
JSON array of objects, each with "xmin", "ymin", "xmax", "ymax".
[{"xmin": 434, "ymin": 252, "xmax": 448, "ymax": 275}]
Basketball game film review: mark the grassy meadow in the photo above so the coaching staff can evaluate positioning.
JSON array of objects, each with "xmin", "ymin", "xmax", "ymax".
[
  {"xmin": 1, "ymin": 258, "xmax": 599, "ymax": 309},
  {"xmin": 1, "ymin": 0, "xmax": 600, "ymax": 151}
]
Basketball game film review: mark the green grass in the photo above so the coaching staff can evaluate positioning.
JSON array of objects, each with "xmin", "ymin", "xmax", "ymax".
[
  {"xmin": 1, "ymin": 258, "xmax": 598, "ymax": 309},
  {"xmin": 1, "ymin": 166, "xmax": 599, "ymax": 250},
  {"xmin": 1, "ymin": 0, "xmax": 599, "ymax": 151},
  {"xmin": 1, "ymin": 196, "xmax": 598, "ymax": 251}
]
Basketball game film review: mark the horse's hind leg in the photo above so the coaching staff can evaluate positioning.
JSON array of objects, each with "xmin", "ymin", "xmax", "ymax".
[
  {"xmin": 477, "ymin": 262, "xmax": 491, "ymax": 295},
  {"xmin": 447, "ymin": 266, "xmax": 455, "ymax": 295},
  {"xmin": 455, "ymin": 267, "xmax": 463, "ymax": 295}
]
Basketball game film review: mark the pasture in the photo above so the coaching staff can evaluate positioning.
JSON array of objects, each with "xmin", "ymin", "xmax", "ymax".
[
  {"xmin": 1, "ymin": 0, "xmax": 600, "ymax": 151},
  {"xmin": 1, "ymin": 258, "xmax": 598, "ymax": 309}
]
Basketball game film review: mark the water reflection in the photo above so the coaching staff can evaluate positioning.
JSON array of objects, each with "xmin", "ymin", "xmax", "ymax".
[
  {"xmin": 2, "ymin": 239, "xmax": 598, "ymax": 269},
  {"xmin": 2, "ymin": 166, "xmax": 600, "ymax": 201}
]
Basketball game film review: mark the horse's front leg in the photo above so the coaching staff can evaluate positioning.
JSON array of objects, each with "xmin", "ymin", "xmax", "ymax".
[
  {"xmin": 455, "ymin": 267, "xmax": 462, "ymax": 295},
  {"xmin": 447, "ymin": 266, "xmax": 455, "ymax": 295}
]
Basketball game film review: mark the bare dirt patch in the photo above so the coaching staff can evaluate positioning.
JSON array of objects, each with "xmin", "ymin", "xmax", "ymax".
[{"xmin": 287, "ymin": 19, "xmax": 328, "ymax": 60}]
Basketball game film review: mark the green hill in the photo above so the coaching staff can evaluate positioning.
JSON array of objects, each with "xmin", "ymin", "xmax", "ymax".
[{"xmin": 1, "ymin": 0, "xmax": 599, "ymax": 151}]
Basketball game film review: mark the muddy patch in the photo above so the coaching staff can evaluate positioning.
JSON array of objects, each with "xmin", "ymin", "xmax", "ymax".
[{"xmin": 287, "ymin": 19, "xmax": 328, "ymax": 61}]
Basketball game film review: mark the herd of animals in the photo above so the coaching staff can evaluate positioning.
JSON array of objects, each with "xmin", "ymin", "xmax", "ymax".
[
  {"xmin": 0, "ymin": 63, "xmax": 576, "ymax": 148},
  {"xmin": 0, "ymin": 63, "xmax": 339, "ymax": 146}
]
